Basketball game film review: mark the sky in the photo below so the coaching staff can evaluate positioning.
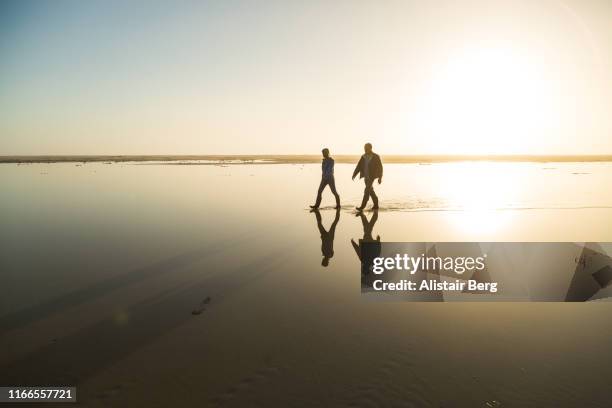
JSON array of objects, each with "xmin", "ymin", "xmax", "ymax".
[{"xmin": 0, "ymin": 0, "xmax": 611, "ymax": 155}]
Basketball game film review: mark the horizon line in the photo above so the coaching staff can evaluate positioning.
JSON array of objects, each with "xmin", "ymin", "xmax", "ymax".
[{"xmin": 3, "ymin": 154, "xmax": 612, "ymax": 164}]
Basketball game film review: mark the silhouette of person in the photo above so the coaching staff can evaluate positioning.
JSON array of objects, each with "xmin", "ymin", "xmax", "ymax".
[
  {"xmin": 352, "ymin": 143, "xmax": 383, "ymax": 211},
  {"xmin": 351, "ymin": 210, "xmax": 381, "ymax": 284},
  {"xmin": 311, "ymin": 148, "xmax": 340, "ymax": 209},
  {"xmin": 312, "ymin": 208, "xmax": 341, "ymax": 267}
]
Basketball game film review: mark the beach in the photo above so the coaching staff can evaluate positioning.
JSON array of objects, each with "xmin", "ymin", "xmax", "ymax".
[{"xmin": 2, "ymin": 160, "xmax": 612, "ymax": 407}]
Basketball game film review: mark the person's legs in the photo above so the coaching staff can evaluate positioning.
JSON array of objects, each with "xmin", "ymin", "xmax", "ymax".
[
  {"xmin": 359, "ymin": 178, "xmax": 373, "ymax": 209},
  {"xmin": 370, "ymin": 183, "xmax": 379, "ymax": 208},
  {"xmin": 327, "ymin": 177, "xmax": 341, "ymax": 208},
  {"xmin": 313, "ymin": 178, "xmax": 327, "ymax": 207}
]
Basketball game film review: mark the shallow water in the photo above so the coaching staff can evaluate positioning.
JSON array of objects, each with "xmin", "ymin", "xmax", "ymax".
[{"xmin": 1, "ymin": 161, "xmax": 612, "ymax": 407}]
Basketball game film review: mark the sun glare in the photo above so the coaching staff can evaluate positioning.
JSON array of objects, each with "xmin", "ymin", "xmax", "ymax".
[
  {"xmin": 441, "ymin": 163, "xmax": 525, "ymax": 235},
  {"xmin": 414, "ymin": 46, "xmax": 559, "ymax": 155}
]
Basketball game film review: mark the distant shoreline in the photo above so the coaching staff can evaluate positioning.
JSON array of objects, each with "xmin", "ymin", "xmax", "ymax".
[{"xmin": 2, "ymin": 154, "xmax": 612, "ymax": 164}]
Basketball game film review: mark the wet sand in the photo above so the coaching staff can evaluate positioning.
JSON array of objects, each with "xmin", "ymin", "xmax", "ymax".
[{"xmin": 1, "ymin": 161, "xmax": 612, "ymax": 407}]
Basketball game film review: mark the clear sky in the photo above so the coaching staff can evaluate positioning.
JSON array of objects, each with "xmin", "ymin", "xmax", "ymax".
[{"xmin": 1, "ymin": 0, "xmax": 611, "ymax": 155}]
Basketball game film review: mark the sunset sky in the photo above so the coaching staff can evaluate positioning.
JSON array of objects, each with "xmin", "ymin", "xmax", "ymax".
[{"xmin": 1, "ymin": 0, "xmax": 611, "ymax": 155}]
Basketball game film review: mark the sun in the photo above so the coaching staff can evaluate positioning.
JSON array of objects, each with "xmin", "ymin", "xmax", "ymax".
[{"xmin": 412, "ymin": 46, "xmax": 559, "ymax": 155}]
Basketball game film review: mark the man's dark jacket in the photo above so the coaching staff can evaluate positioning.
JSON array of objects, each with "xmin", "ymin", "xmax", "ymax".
[{"xmin": 352, "ymin": 153, "xmax": 383, "ymax": 180}]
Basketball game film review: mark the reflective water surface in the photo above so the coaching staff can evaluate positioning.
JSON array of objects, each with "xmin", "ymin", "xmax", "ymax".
[{"xmin": 1, "ymin": 161, "xmax": 612, "ymax": 407}]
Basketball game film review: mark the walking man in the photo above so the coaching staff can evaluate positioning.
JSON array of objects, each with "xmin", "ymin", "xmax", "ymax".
[
  {"xmin": 352, "ymin": 143, "xmax": 383, "ymax": 211},
  {"xmin": 310, "ymin": 148, "xmax": 341, "ymax": 209}
]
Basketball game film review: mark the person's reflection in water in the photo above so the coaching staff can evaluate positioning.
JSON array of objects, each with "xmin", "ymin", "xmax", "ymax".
[
  {"xmin": 351, "ymin": 210, "xmax": 381, "ymax": 286},
  {"xmin": 312, "ymin": 208, "xmax": 341, "ymax": 267}
]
